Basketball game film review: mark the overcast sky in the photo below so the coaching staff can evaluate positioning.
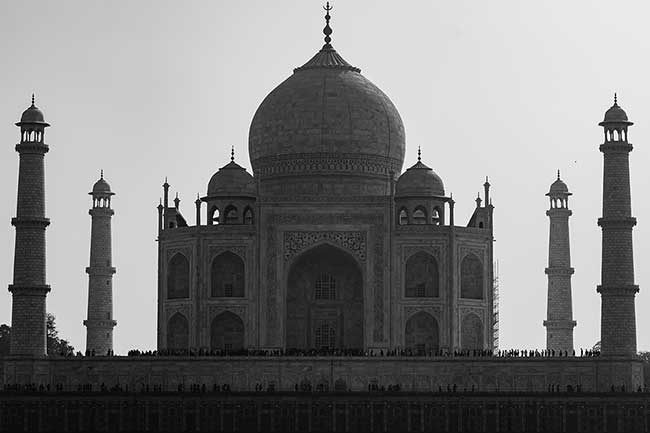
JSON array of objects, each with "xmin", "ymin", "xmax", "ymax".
[{"xmin": 1, "ymin": 0, "xmax": 649, "ymax": 354}]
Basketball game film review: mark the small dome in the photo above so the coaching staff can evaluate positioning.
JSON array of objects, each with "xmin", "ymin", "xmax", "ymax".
[
  {"xmin": 395, "ymin": 160, "xmax": 445, "ymax": 198},
  {"xmin": 600, "ymin": 95, "xmax": 632, "ymax": 125},
  {"xmin": 547, "ymin": 172, "xmax": 571, "ymax": 197},
  {"xmin": 16, "ymin": 96, "xmax": 49, "ymax": 126},
  {"xmin": 91, "ymin": 172, "xmax": 113, "ymax": 195},
  {"xmin": 207, "ymin": 160, "xmax": 256, "ymax": 198},
  {"xmin": 603, "ymin": 103, "xmax": 628, "ymax": 122}
]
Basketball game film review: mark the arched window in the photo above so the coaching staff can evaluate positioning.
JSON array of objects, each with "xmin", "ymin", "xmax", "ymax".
[
  {"xmin": 398, "ymin": 208, "xmax": 408, "ymax": 225},
  {"xmin": 224, "ymin": 205, "xmax": 238, "ymax": 224},
  {"xmin": 210, "ymin": 311, "xmax": 244, "ymax": 351},
  {"xmin": 167, "ymin": 313, "xmax": 189, "ymax": 350},
  {"xmin": 405, "ymin": 311, "xmax": 439, "ymax": 353},
  {"xmin": 314, "ymin": 322, "xmax": 336, "ymax": 349},
  {"xmin": 243, "ymin": 207, "xmax": 254, "ymax": 225},
  {"xmin": 209, "ymin": 206, "xmax": 220, "ymax": 225},
  {"xmin": 167, "ymin": 253, "xmax": 190, "ymax": 299},
  {"xmin": 211, "ymin": 251, "xmax": 245, "ymax": 297},
  {"xmin": 432, "ymin": 207, "xmax": 442, "ymax": 225},
  {"xmin": 405, "ymin": 252, "xmax": 439, "ymax": 297},
  {"xmin": 315, "ymin": 273, "xmax": 336, "ymax": 300},
  {"xmin": 412, "ymin": 207, "xmax": 427, "ymax": 225},
  {"xmin": 460, "ymin": 254, "xmax": 483, "ymax": 299},
  {"xmin": 461, "ymin": 314, "xmax": 483, "ymax": 350}
]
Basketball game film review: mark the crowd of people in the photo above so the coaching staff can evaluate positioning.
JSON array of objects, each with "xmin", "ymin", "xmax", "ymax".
[
  {"xmin": 4, "ymin": 382, "xmax": 649, "ymax": 394},
  {"xmin": 107, "ymin": 347, "xmax": 601, "ymax": 358}
]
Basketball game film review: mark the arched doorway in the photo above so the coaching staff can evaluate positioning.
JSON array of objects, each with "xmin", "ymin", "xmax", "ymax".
[
  {"xmin": 210, "ymin": 311, "xmax": 244, "ymax": 351},
  {"xmin": 405, "ymin": 311, "xmax": 439, "ymax": 353},
  {"xmin": 167, "ymin": 313, "xmax": 189, "ymax": 350},
  {"xmin": 286, "ymin": 244, "xmax": 363, "ymax": 350},
  {"xmin": 461, "ymin": 313, "xmax": 483, "ymax": 350}
]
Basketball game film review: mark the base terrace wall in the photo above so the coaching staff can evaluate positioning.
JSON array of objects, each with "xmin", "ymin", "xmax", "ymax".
[{"xmin": 1, "ymin": 356, "xmax": 643, "ymax": 393}]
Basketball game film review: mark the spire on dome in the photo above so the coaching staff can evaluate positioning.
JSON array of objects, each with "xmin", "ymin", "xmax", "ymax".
[
  {"xmin": 323, "ymin": 2, "xmax": 333, "ymax": 47},
  {"xmin": 614, "ymin": 92, "xmax": 618, "ymax": 105},
  {"xmin": 101, "ymin": 169, "xmax": 104, "ymax": 180},
  {"xmin": 31, "ymin": 93, "xmax": 35, "ymax": 107},
  {"xmin": 294, "ymin": 2, "xmax": 360, "ymax": 73},
  {"xmin": 417, "ymin": 146, "xmax": 421, "ymax": 162},
  {"xmin": 557, "ymin": 169, "xmax": 560, "ymax": 180},
  {"xmin": 231, "ymin": 145, "xmax": 235, "ymax": 162}
]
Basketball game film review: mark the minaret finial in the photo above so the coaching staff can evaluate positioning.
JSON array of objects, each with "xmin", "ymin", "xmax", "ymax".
[
  {"xmin": 31, "ymin": 93, "xmax": 35, "ymax": 107},
  {"xmin": 417, "ymin": 146, "xmax": 421, "ymax": 162},
  {"xmin": 231, "ymin": 145, "xmax": 235, "ymax": 162},
  {"xmin": 614, "ymin": 92, "xmax": 618, "ymax": 105},
  {"xmin": 323, "ymin": 2, "xmax": 333, "ymax": 47}
]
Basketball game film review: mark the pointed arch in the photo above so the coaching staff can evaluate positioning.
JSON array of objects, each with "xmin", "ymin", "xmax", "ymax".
[
  {"xmin": 286, "ymin": 244, "xmax": 363, "ymax": 350},
  {"xmin": 460, "ymin": 253, "xmax": 483, "ymax": 299},
  {"xmin": 167, "ymin": 253, "xmax": 190, "ymax": 299},
  {"xmin": 412, "ymin": 206, "xmax": 427, "ymax": 224},
  {"xmin": 209, "ymin": 205, "xmax": 220, "ymax": 225},
  {"xmin": 224, "ymin": 205, "xmax": 238, "ymax": 224},
  {"xmin": 405, "ymin": 251, "xmax": 439, "ymax": 297},
  {"xmin": 210, "ymin": 311, "xmax": 244, "ymax": 351},
  {"xmin": 461, "ymin": 313, "xmax": 483, "ymax": 350},
  {"xmin": 405, "ymin": 311, "xmax": 439, "ymax": 353},
  {"xmin": 243, "ymin": 207, "xmax": 254, "ymax": 225},
  {"xmin": 167, "ymin": 313, "xmax": 189, "ymax": 350},
  {"xmin": 398, "ymin": 208, "xmax": 408, "ymax": 225},
  {"xmin": 210, "ymin": 251, "xmax": 245, "ymax": 297},
  {"xmin": 432, "ymin": 206, "xmax": 442, "ymax": 225}
]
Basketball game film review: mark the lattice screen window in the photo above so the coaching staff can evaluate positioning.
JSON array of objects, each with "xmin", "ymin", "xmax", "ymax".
[
  {"xmin": 315, "ymin": 274, "xmax": 336, "ymax": 300},
  {"xmin": 314, "ymin": 322, "xmax": 336, "ymax": 349}
]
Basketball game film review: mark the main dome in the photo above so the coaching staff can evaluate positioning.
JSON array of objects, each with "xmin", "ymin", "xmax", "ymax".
[{"xmin": 248, "ymin": 42, "xmax": 405, "ymax": 197}]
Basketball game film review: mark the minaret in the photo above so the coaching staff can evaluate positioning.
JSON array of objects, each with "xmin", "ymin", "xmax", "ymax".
[
  {"xmin": 83, "ymin": 171, "xmax": 117, "ymax": 355},
  {"xmin": 597, "ymin": 95, "xmax": 639, "ymax": 357},
  {"xmin": 9, "ymin": 96, "xmax": 51, "ymax": 357},
  {"xmin": 543, "ymin": 171, "xmax": 576, "ymax": 352}
]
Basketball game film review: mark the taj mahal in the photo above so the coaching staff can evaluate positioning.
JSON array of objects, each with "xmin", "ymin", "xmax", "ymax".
[{"xmin": 0, "ymin": 4, "xmax": 647, "ymax": 432}]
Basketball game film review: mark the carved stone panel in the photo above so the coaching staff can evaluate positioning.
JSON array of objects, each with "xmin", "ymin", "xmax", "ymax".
[
  {"xmin": 283, "ymin": 231, "xmax": 366, "ymax": 263},
  {"xmin": 208, "ymin": 245, "xmax": 246, "ymax": 262}
]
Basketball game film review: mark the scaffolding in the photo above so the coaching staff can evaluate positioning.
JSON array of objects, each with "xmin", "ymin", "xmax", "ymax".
[{"xmin": 492, "ymin": 260, "xmax": 500, "ymax": 350}]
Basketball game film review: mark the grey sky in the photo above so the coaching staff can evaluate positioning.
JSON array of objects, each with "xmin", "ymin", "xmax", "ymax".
[{"xmin": 1, "ymin": 0, "xmax": 648, "ymax": 354}]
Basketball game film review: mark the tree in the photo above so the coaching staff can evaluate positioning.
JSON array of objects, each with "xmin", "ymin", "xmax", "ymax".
[
  {"xmin": 0, "ymin": 313, "xmax": 75, "ymax": 356},
  {"xmin": 46, "ymin": 313, "xmax": 75, "ymax": 356}
]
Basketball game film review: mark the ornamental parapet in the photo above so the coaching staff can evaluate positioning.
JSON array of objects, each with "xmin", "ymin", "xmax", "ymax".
[
  {"xmin": 599, "ymin": 142, "xmax": 633, "ymax": 153},
  {"xmin": 8, "ymin": 284, "xmax": 51, "ymax": 295},
  {"xmin": 543, "ymin": 319, "xmax": 577, "ymax": 329},
  {"xmin": 545, "ymin": 267, "xmax": 575, "ymax": 276},
  {"xmin": 597, "ymin": 217, "xmax": 636, "ymax": 228},
  {"xmin": 85, "ymin": 266, "xmax": 116, "ymax": 275},
  {"xmin": 89, "ymin": 208, "xmax": 114, "ymax": 217},
  {"xmin": 596, "ymin": 284, "xmax": 639, "ymax": 295},
  {"xmin": 15, "ymin": 142, "xmax": 49, "ymax": 154},
  {"xmin": 546, "ymin": 208, "xmax": 572, "ymax": 217},
  {"xmin": 83, "ymin": 319, "xmax": 117, "ymax": 328},
  {"xmin": 11, "ymin": 217, "xmax": 50, "ymax": 228}
]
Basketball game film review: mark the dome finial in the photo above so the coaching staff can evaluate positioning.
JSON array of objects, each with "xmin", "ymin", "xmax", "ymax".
[
  {"xmin": 557, "ymin": 169, "xmax": 560, "ymax": 180},
  {"xmin": 231, "ymin": 145, "xmax": 235, "ymax": 162},
  {"xmin": 614, "ymin": 92, "xmax": 618, "ymax": 106},
  {"xmin": 417, "ymin": 146, "xmax": 421, "ymax": 162},
  {"xmin": 323, "ymin": 2, "xmax": 333, "ymax": 47},
  {"xmin": 101, "ymin": 169, "xmax": 104, "ymax": 180},
  {"xmin": 31, "ymin": 93, "xmax": 35, "ymax": 107}
]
